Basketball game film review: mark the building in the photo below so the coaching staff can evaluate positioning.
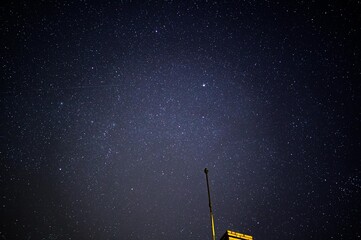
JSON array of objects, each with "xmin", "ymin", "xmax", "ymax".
[{"xmin": 220, "ymin": 230, "xmax": 253, "ymax": 240}]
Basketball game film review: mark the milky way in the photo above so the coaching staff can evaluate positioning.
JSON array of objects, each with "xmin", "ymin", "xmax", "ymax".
[{"xmin": 1, "ymin": 1, "xmax": 361, "ymax": 239}]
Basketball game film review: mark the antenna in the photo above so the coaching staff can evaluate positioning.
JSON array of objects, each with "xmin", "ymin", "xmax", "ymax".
[{"xmin": 204, "ymin": 168, "xmax": 216, "ymax": 240}]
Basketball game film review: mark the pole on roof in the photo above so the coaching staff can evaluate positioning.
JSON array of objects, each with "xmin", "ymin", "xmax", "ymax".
[{"xmin": 204, "ymin": 168, "xmax": 216, "ymax": 240}]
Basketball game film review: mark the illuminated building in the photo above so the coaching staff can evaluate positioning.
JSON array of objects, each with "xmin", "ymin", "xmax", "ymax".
[{"xmin": 220, "ymin": 230, "xmax": 253, "ymax": 240}]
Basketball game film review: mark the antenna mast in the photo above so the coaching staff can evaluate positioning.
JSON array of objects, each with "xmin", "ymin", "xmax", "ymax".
[{"xmin": 204, "ymin": 168, "xmax": 216, "ymax": 240}]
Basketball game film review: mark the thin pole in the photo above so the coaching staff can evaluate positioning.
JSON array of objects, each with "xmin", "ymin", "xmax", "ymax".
[{"xmin": 204, "ymin": 168, "xmax": 216, "ymax": 240}]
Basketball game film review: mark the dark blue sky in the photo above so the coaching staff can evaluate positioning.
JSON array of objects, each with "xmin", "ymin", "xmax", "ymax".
[{"xmin": 1, "ymin": 1, "xmax": 360, "ymax": 239}]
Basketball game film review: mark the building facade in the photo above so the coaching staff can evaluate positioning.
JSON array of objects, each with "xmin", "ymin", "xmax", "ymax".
[{"xmin": 220, "ymin": 230, "xmax": 253, "ymax": 240}]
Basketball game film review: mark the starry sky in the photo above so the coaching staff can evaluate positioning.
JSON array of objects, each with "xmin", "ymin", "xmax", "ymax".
[{"xmin": 1, "ymin": 1, "xmax": 361, "ymax": 239}]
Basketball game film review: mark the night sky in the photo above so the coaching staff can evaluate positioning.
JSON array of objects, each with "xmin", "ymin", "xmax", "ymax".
[{"xmin": 1, "ymin": 1, "xmax": 361, "ymax": 239}]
